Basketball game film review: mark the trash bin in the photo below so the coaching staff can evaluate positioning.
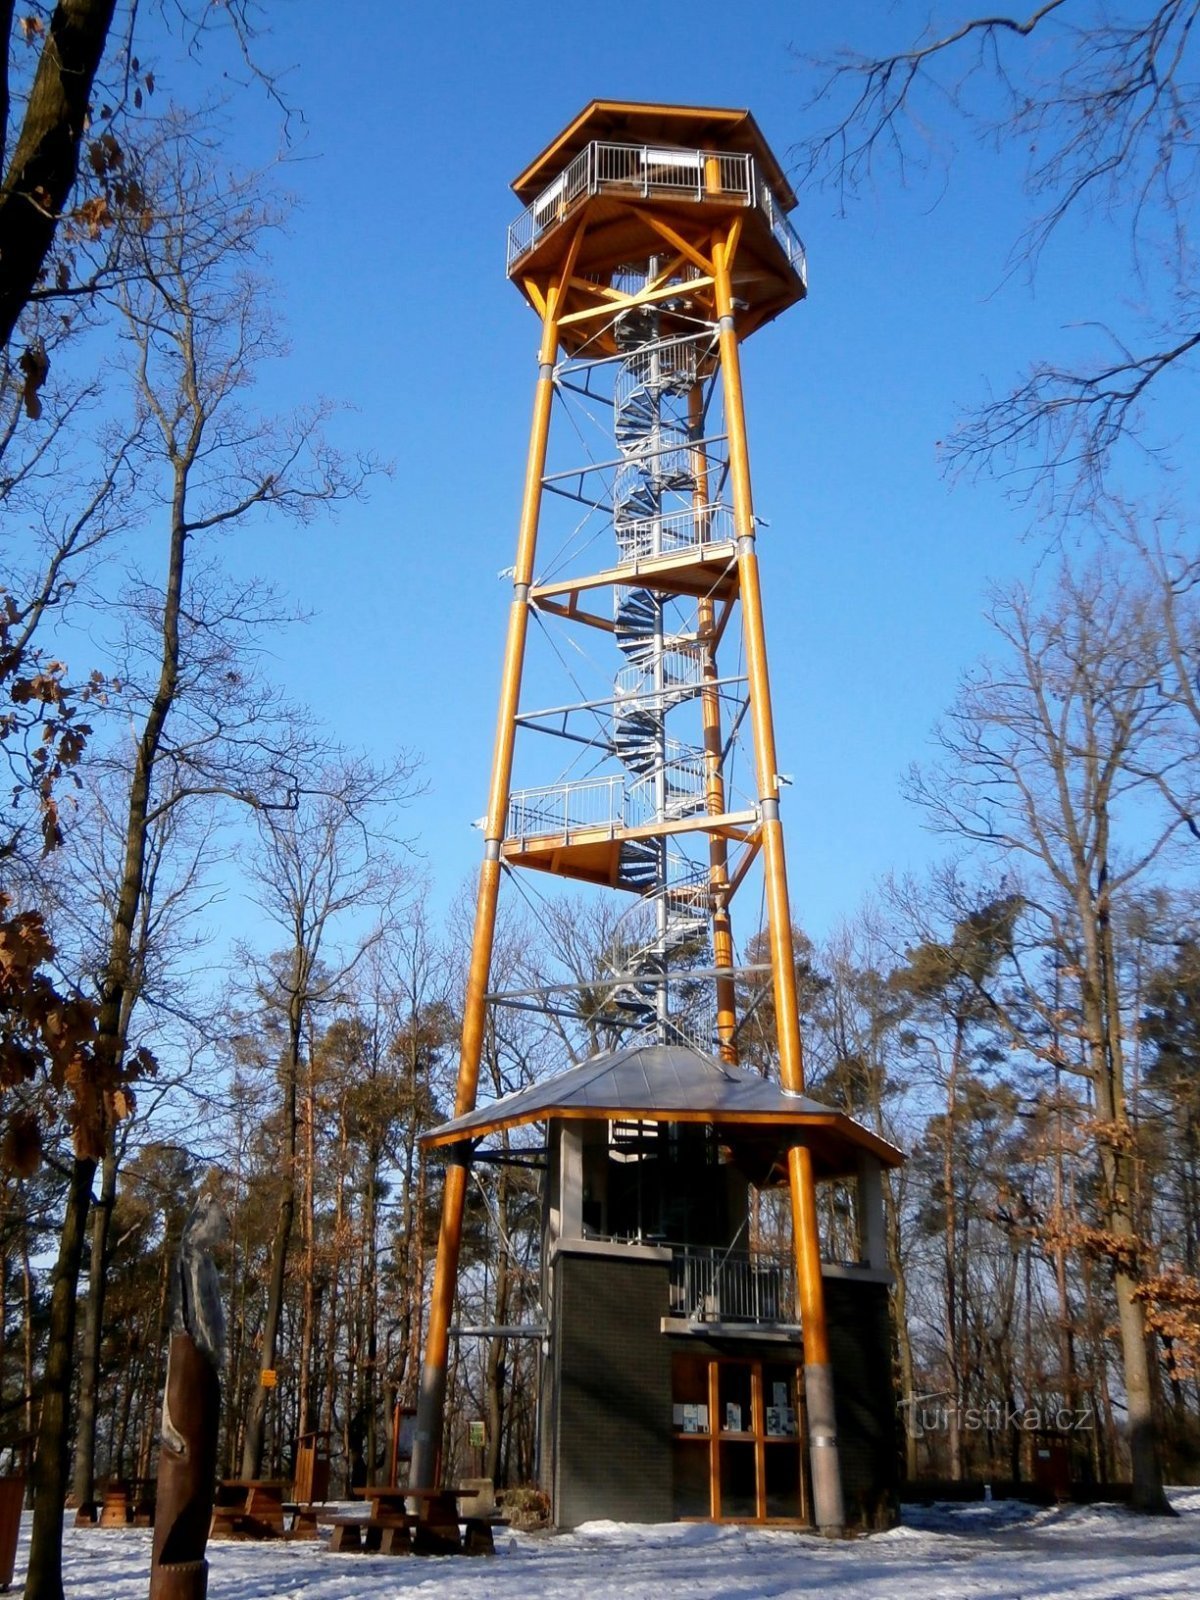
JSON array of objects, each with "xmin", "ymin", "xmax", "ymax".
[{"xmin": 0, "ymin": 1476, "xmax": 25, "ymax": 1592}]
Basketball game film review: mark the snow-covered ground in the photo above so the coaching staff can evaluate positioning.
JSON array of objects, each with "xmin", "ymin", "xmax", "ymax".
[{"xmin": 31, "ymin": 1490, "xmax": 1200, "ymax": 1599}]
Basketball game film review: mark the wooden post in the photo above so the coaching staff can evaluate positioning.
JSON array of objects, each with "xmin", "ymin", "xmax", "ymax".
[
  {"xmin": 148, "ymin": 1336, "xmax": 219, "ymax": 1600},
  {"xmin": 0, "ymin": 1476, "xmax": 24, "ymax": 1591},
  {"xmin": 149, "ymin": 1198, "xmax": 228, "ymax": 1600},
  {"xmin": 412, "ymin": 237, "xmax": 579, "ymax": 1489},
  {"xmin": 712, "ymin": 224, "xmax": 845, "ymax": 1535}
]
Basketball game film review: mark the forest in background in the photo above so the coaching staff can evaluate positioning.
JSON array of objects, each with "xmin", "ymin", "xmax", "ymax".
[{"xmin": 0, "ymin": 10, "xmax": 1199, "ymax": 1600}]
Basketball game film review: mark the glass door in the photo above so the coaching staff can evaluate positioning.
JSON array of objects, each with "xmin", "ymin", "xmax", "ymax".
[{"xmin": 671, "ymin": 1353, "xmax": 809, "ymax": 1523}]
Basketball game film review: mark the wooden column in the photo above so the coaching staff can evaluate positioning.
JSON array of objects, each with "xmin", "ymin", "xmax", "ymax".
[
  {"xmin": 711, "ymin": 224, "xmax": 845, "ymax": 1535},
  {"xmin": 411, "ymin": 253, "xmax": 572, "ymax": 1489}
]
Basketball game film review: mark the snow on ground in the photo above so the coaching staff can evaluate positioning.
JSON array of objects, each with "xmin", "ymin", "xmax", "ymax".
[{"xmin": 28, "ymin": 1489, "xmax": 1200, "ymax": 1600}]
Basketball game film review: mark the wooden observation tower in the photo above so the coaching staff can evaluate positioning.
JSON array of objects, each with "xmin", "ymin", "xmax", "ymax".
[{"xmin": 412, "ymin": 102, "xmax": 900, "ymax": 1533}]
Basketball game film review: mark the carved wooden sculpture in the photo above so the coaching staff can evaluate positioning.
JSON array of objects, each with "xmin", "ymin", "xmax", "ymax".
[{"xmin": 149, "ymin": 1197, "xmax": 228, "ymax": 1600}]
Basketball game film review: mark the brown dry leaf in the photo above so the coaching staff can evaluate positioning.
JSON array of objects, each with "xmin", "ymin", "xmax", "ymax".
[
  {"xmin": 75, "ymin": 195, "xmax": 113, "ymax": 239},
  {"xmin": 1, "ymin": 1112, "xmax": 42, "ymax": 1176},
  {"xmin": 17, "ymin": 342, "xmax": 49, "ymax": 421}
]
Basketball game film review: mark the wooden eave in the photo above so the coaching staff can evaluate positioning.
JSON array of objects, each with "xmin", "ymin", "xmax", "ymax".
[
  {"xmin": 423, "ymin": 1103, "xmax": 902, "ymax": 1177},
  {"xmin": 511, "ymin": 100, "xmax": 798, "ymax": 211}
]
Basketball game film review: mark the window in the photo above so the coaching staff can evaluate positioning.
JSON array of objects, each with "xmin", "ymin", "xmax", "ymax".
[{"xmin": 670, "ymin": 1353, "xmax": 809, "ymax": 1523}]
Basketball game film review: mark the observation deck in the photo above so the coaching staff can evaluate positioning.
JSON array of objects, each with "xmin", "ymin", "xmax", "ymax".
[
  {"xmin": 502, "ymin": 772, "xmax": 758, "ymax": 890},
  {"xmin": 506, "ymin": 101, "xmax": 807, "ymax": 345}
]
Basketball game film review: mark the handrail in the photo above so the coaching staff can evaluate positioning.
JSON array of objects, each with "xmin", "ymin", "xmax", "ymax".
[
  {"xmin": 506, "ymin": 140, "xmax": 804, "ymax": 275},
  {"xmin": 506, "ymin": 773, "xmax": 623, "ymax": 840},
  {"xmin": 669, "ymin": 1243, "xmax": 798, "ymax": 1326}
]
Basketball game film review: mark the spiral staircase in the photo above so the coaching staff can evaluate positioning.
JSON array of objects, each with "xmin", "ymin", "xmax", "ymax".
[{"xmin": 607, "ymin": 321, "xmax": 714, "ymax": 1047}]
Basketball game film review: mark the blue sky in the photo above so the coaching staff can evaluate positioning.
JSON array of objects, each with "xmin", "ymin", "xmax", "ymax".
[{"xmin": 131, "ymin": 2, "xmax": 1196, "ymax": 954}]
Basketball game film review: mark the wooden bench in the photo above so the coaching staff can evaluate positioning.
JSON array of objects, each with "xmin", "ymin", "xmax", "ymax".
[
  {"xmin": 283, "ymin": 1500, "xmax": 323, "ymax": 1539},
  {"xmin": 462, "ymin": 1513, "xmax": 509, "ymax": 1556},
  {"xmin": 326, "ymin": 1511, "xmax": 417, "ymax": 1555},
  {"xmin": 324, "ymin": 1487, "xmax": 507, "ymax": 1558}
]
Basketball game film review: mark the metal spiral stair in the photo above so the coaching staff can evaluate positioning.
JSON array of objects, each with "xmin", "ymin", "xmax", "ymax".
[
  {"xmin": 602, "ymin": 866, "xmax": 714, "ymax": 1046},
  {"xmin": 605, "ymin": 323, "xmax": 716, "ymax": 1045}
]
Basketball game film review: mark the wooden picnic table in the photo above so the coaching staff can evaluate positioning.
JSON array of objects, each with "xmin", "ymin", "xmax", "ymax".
[
  {"xmin": 210, "ymin": 1478, "xmax": 287, "ymax": 1540},
  {"xmin": 80, "ymin": 1477, "xmax": 156, "ymax": 1529},
  {"xmin": 327, "ymin": 1484, "xmax": 502, "ymax": 1557}
]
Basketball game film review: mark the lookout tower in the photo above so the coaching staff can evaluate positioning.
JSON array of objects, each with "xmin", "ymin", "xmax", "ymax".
[{"xmin": 413, "ymin": 101, "xmax": 901, "ymax": 1533}]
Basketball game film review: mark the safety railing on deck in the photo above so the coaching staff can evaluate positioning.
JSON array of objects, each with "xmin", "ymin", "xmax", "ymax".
[
  {"xmin": 757, "ymin": 182, "xmax": 807, "ymax": 280},
  {"xmin": 613, "ymin": 501, "xmax": 737, "ymax": 563},
  {"xmin": 507, "ymin": 142, "xmax": 760, "ymax": 269},
  {"xmin": 669, "ymin": 1245, "xmax": 797, "ymax": 1326},
  {"xmin": 506, "ymin": 774, "xmax": 624, "ymax": 840}
]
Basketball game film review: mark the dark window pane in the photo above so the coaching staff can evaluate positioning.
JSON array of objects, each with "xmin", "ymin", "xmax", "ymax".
[
  {"xmin": 764, "ymin": 1442, "xmax": 802, "ymax": 1519},
  {"xmin": 672, "ymin": 1440, "xmax": 710, "ymax": 1518},
  {"xmin": 718, "ymin": 1441, "xmax": 757, "ymax": 1518}
]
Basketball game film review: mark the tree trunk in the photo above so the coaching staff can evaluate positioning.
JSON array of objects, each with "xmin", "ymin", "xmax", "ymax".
[
  {"xmin": 943, "ymin": 1022, "xmax": 963, "ymax": 1480},
  {"xmin": 21, "ymin": 1207, "xmax": 35, "ymax": 1502},
  {"xmin": 32, "ymin": 464, "xmax": 190, "ymax": 1588},
  {"xmin": 1079, "ymin": 879, "xmax": 1171, "ymax": 1513},
  {"xmin": 26, "ymin": 1154, "xmax": 97, "ymax": 1600},
  {"xmin": 239, "ymin": 1179, "xmax": 294, "ymax": 1478},
  {"xmin": 241, "ymin": 967, "xmax": 303, "ymax": 1478},
  {"xmin": 72, "ymin": 1143, "xmax": 118, "ymax": 1511},
  {"xmin": 363, "ymin": 1143, "xmax": 379, "ymax": 1483},
  {"xmin": 137, "ymin": 1228, "xmax": 174, "ymax": 1483},
  {"xmin": 484, "ymin": 1163, "xmax": 511, "ymax": 1486},
  {"xmin": 0, "ymin": 0, "xmax": 119, "ymax": 349},
  {"xmin": 296, "ymin": 1068, "xmax": 316, "ymax": 1438}
]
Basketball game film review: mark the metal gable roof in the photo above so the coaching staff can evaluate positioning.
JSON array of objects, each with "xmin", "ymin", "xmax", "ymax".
[{"xmin": 421, "ymin": 1042, "xmax": 903, "ymax": 1168}]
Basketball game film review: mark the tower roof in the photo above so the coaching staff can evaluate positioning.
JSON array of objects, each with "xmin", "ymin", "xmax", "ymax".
[
  {"xmin": 421, "ymin": 1042, "xmax": 902, "ymax": 1178},
  {"xmin": 512, "ymin": 100, "xmax": 798, "ymax": 211}
]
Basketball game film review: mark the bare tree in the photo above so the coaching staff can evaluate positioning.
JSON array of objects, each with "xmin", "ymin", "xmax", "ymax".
[
  {"xmin": 25, "ymin": 126, "xmax": 377, "ymax": 1597},
  {"xmin": 0, "ymin": 2, "xmax": 284, "ymax": 352},
  {"xmin": 796, "ymin": 4, "xmax": 1200, "ymax": 511},
  {"xmin": 237, "ymin": 756, "xmax": 418, "ymax": 1479},
  {"xmin": 905, "ymin": 550, "xmax": 1188, "ymax": 1509}
]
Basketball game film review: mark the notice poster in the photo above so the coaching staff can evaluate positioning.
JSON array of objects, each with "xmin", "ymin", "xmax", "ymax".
[{"xmin": 725, "ymin": 1402, "xmax": 742, "ymax": 1433}]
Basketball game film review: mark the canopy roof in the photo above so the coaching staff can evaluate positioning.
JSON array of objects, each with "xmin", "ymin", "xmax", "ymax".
[
  {"xmin": 421, "ymin": 1043, "xmax": 903, "ymax": 1177},
  {"xmin": 511, "ymin": 100, "xmax": 798, "ymax": 210}
]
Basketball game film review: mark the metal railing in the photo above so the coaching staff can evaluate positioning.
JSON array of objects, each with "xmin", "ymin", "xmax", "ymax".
[
  {"xmin": 757, "ymin": 182, "xmax": 807, "ymax": 285},
  {"xmin": 507, "ymin": 142, "xmax": 757, "ymax": 268},
  {"xmin": 627, "ymin": 747, "xmax": 707, "ymax": 825},
  {"xmin": 614, "ymin": 332, "xmax": 713, "ymax": 408},
  {"xmin": 614, "ymin": 501, "xmax": 736, "ymax": 562},
  {"xmin": 669, "ymin": 1245, "xmax": 797, "ymax": 1326},
  {"xmin": 614, "ymin": 642, "xmax": 706, "ymax": 704},
  {"xmin": 507, "ymin": 773, "xmax": 623, "ymax": 839},
  {"xmin": 506, "ymin": 748, "xmax": 710, "ymax": 842}
]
